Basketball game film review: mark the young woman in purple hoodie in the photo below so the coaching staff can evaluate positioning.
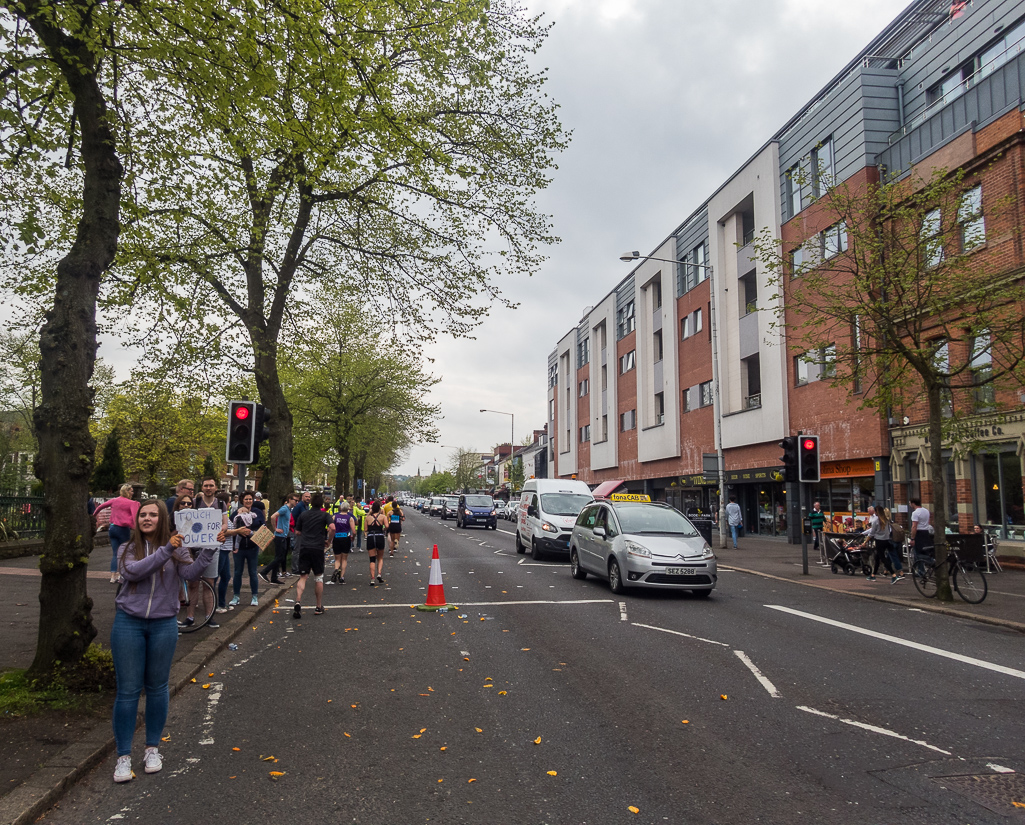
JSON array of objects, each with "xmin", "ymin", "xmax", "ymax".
[{"xmin": 111, "ymin": 499, "xmax": 224, "ymax": 783}]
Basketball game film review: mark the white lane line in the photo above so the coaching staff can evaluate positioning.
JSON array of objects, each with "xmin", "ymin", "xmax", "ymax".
[
  {"xmin": 198, "ymin": 681, "xmax": 224, "ymax": 745},
  {"xmin": 797, "ymin": 705, "xmax": 951, "ymax": 755},
  {"xmin": 517, "ymin": 559, "xmax": 551, "ymax": 566},
  {"xmin": 988, "ymin": 763, "xmax": 1015, "ymax": 773},
  {"xmin": 632, "ymin": 622, "xmax": 730, "ymax": 647},
  {"xmin": 322, "ymin": 599, "xmax": 614, "ymax": 609},
  {"xmin": 766, "ymin": 605, "xmax": 1025, "ymax": 681},
  {"xmin": 619, "ymin": 601, "xmax": 628, "ymax": 622},
  {"xmin": 734, "ymin": 651, "xmax": 781, "ymax": 698}
]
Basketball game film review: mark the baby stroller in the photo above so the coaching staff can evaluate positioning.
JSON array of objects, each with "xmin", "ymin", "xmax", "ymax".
[{"xmin": 827, "ymin": 533, "xmax": 872, "ymax": 576}]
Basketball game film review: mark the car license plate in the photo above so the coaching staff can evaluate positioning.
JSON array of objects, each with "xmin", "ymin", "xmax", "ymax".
[{"xmin": 665, "ymin": 567, "xmax": 695, "ymax": 576}]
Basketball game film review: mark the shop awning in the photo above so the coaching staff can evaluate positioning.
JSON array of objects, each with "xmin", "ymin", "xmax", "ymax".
[{"xmin": 591, "ymin": 479, "xmax": 626, "ymax": 499}]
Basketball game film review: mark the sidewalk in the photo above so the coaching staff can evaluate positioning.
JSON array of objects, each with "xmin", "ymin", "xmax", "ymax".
[{"xmin": 716, "ymin": 534, "xmax": 1025, "ymax": 632}]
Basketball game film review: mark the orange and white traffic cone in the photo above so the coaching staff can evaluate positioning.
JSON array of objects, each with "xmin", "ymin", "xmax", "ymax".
[{"xmin": 417, "ymin": 544, "xmax": 453, "ymax": 612}]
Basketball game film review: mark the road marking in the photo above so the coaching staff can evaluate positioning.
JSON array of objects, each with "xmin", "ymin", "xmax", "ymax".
[
  {"xmin": 797, "ymin": 705, "xmax": 951, "ymax": 755},
  {"xmin": 517, "ymin": 559, "xmax": 552, "ymax": 566},
  {"xmin": 632, "ymin": 622, "xmax": 730, "ymax": 647},
  {"xmin": 198, "ymin": 681, "xmax": 224, "ymax": 745},
  {"xmin": 766, "ymin": 605, "xmax": 1025, "ymax": 681},
  {"xmin": 734, "ymin": 651, "xmax": 780, "ymax": 698},
  {"xmin": 988, "ymin": 763, "xmax": 1015, "ymax": 773},
  {"xmin": 321, "ymin": 599, "xmax": 614, "ymax": 609},
  {"xmin": 619, "ymin": 601, "xmax": 628, "ymax": 622}
]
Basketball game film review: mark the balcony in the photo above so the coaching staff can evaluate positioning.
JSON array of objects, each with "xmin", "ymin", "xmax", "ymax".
[{"xmin": 743, "ymin": 393, "xmax": 762, "ymax": 410}]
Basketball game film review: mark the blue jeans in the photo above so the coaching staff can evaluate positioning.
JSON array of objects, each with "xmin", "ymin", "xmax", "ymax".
[
  {"xmin": 730, "ymin": 524, "xmax": 741, "ymax": 547},
  {"xmin": 217, "ymin": 550, "xmax": 232, "ymax": 608},
  {"xmin": 233, "ymin": 547, "xmax": 259, "ymax": 598},
  {"xmin": 109, "ymin": 524, "xmax": 132, "ymax": 573},
  {"xmin": 110, "ymin": 610, "xmax": 178, "ymax": 756}
]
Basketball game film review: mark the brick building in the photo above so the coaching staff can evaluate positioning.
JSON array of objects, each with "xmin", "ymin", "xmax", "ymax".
[{"xmin": 548, "ymin": 0, "xmax": 1025, "ymax": 558}]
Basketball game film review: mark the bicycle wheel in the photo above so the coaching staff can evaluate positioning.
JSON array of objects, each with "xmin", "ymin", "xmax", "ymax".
[
  {"xmin": 953, "ymin": 563, "xmax": 988, "ymax": 604},
  {"xmin": 178, "ymin": 579, "xmax": 216, "ymax": 632},
  {"xmin": 912, "ymin": 560, "xmax": 938, "ymax": 598}
]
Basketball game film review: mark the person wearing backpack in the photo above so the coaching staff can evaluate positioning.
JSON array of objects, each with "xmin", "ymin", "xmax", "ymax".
[{"xmin": 887, "ymin": 507, "xmax": 906, "ymax": 584}]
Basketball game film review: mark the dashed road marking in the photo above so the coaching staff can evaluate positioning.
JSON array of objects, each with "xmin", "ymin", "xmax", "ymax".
[
  {"xmin": 797, "ymin": 705, "xmax": 951, "ymax": 755},
  {"xmin": 734, "ymin": 651, "xmax": 780, "ymax": 698},
  {"xmin": 631, "ymin": 622, "xmax": 729, "ymax": 647},
  {"xmin": 619, "ymin": 601, "xmax": 628, "ymax": 622}
]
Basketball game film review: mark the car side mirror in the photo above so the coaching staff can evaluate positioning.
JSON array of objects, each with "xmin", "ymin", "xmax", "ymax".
[{"xmin": 593, "ymin": 526, "xmax": 606, "ymax": 538}]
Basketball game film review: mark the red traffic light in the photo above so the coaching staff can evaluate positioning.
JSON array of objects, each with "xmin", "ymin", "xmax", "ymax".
[
  {"xmin": 802, "ymin": 438, "xmax": 815, "ymax": 450},
  {"xmin": 234, "ymin": 406, "xmax": 250, "ymax": 420}
]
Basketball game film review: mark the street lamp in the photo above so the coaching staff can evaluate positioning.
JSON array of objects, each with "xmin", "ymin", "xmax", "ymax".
[{"xmin": 620, "ymin": 251, "xmax": 727, "ymax": 550}]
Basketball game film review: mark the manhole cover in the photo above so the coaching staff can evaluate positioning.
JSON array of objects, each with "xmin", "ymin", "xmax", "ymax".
[{"xmin": 937, "ymin": 772, "xmax": 1025, "ymax": 817}]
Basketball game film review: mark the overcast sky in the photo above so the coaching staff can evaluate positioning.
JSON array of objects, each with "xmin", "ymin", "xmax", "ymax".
[{"xmin": 391, "ymin": 0, "xmax": 909, "ymax": 479}]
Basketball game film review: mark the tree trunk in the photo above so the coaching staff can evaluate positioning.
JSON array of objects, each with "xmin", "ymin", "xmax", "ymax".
[
  {"xmin": 27, "ymin": 10, "xmax": 123, "ymax": 676},
  {"xmin": 926, "ymin": 384, "xmax": 953, "ymax": 601},
  {"xmin": 334, "ymin": 444, "xmax": 350, "ymax": 496},
  {"xmin": 354, "ymin": 451, "xmax": 367, "ymax": 498},
  {"xmin": 252, "ymin": 328, "xmax": 294, "ymax": 507}
]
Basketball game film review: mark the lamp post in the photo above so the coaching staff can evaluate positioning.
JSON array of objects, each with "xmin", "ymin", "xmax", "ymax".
[
  {"xmin": 620, "ymin": 251, "xmax": 727, "ymax": 550},
  {"xmin": 480, "ymin": 408, "xmax": 514, "ymax": 489}
]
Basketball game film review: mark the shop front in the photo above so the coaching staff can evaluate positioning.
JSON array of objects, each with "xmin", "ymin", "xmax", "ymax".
[
  {"xmin": 807, "ymin": 457, "xmax": 878, "ymax": 532},
  {"xmin": 664, "ymin": 474, "xmax": 720, "ymax": 518},
  {"xmin": 724, "ymin": 466, "xmax": 786, "ymax": 536}
]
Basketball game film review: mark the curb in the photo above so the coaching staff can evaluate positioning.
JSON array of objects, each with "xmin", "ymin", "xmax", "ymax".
[
  {"xmin": 0, "ymin": 580, "xmax": 293, "ymax": 825},
  {"xmin": 720, "ymin": 564, "xmax": 1025, "ymax": 634}
]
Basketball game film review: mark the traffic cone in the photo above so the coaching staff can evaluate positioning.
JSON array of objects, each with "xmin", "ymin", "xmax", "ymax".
[{"xmin": 417, "ymin": 544, "xmax": 453, "ymax": 612}]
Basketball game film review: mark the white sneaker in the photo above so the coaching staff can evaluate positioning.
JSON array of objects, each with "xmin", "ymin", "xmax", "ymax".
[
  {"xmin": 114, "ymin": 755, "xmax": 134, "ymax": 783},
  {"xmin": 228, "ymin": 596, "xmax": 240, "ymax": 607},
  {"xmin": 143, "ymin": 747, "xmax": 163, "ymax": 774},
  {"xmin": 250, "ymin": 595, "xmax": 259, "ymax": 607}
]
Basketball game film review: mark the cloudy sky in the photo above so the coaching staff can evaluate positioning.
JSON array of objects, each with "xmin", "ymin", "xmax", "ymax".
[{"xmin": 392, "ymin": 0, "xmax": 909, "ymax": 478}]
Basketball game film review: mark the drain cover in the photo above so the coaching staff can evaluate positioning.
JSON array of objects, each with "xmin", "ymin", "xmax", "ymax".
[{"xmin": 937, "ymin": 772, "xmax": 1025, "ymax": 817}]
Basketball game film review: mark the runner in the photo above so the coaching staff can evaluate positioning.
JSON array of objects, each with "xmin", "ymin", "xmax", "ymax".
[
  {"xmin": 387, "ymin": 499, "xmax": 405, "ymax": 556},
  {"xmin": 329, "ymin": 502, "xmax": 356, "ymax": 583},
  {"xmin": 365, "ymin": 501, "xmax": 387, "ymax": 585},
  {"xmin": 110, "ymin": 499, "xmax": 223, "ymax": 783},
  {"xmin": 292, "ymin": 492, "xmax": 332, "ymax": 618},
  {"xmin": 290, "ymin": 491, "xmax": 312, "ymax": 574}
]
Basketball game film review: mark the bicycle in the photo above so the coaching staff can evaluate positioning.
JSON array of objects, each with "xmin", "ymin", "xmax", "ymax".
[
  {"xmin": 177, "ymin": 576, "xmax": 217, "ymax": 632},
  {"xmin": 911, "ymin": 547, "xmax": 988, "ymax": 604}
]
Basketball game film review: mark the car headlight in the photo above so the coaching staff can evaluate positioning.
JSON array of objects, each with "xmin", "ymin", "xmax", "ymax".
[
  {"xmin": 490, "ymin": 510, "xmax": 496, "ymax": 516},
  {"xmin": 542, "ymin": 521, "xmax": 559, "ymax": 533},
  {"xmin": 700, "ymin": 544, "xmax": 715, "ymax": 559},
  {"xmin": 624, "ymin": 540, "xmax": 651, "ymax": 559}
]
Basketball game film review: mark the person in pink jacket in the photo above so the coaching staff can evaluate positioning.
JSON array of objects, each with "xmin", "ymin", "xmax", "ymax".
[{"xmin": 93, "ymin": 484, "xmax": 140, "ymax": 584}]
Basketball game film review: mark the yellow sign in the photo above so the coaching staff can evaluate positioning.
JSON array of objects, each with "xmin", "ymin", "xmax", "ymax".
[{"xmin": 610, "ymin": 493, "xmax": 651, "ymax": 502}]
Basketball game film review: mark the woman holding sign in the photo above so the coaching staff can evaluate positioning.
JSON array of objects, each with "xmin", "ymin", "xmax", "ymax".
[
  {"xmin": 227, "ymin": 491, "xmax": 264, "ymax": 607},
  {"xmin": 111, "ymin": 499, "xmax": 225, "ymax": 783}
]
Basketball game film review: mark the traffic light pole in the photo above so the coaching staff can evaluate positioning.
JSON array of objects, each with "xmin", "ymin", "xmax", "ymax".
[
  {"xmin": 798, "ymin": 430, "xmax": 809, "ymax": 575},
  {"xmin": 237, "ymin": 463, "xmax": 247, "ymax": 498}
]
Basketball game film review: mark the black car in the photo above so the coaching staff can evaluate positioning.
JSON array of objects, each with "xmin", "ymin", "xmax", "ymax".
[{"xmin": 439, "ymin": 496, "xmax": 460, "ymax": 520}]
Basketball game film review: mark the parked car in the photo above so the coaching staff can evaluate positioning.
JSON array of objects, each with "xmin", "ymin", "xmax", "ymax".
[
  {"xmin": 440, "ymin": 496, "xmax": 460, "ymax": 520},
  {"xmin": 505, "ymin": 500, "xmax": 521, "ymax": 521},
  {"xmin": 569, "ymin": 498, "xmax": 717, "ymax": 596},
  {"xmin": 494, "ymin": 500, "xmax": 508, "ymax": 519},
  {"xmin": 515, "ymin": 478, "xmax": 595, "ymax": 560},
  {"xmin": 428, "ymin": 496, "xmax": 445, "ymax": 516},
  {"xmin": 457, "ymin": 494, "xmax": 497, "ymax": 529}
]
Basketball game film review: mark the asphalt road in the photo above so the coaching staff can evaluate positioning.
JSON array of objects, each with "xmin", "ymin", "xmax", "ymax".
[{"xmin": 43, "ymin": 513, "xmax": 1025, "ymax": 824}]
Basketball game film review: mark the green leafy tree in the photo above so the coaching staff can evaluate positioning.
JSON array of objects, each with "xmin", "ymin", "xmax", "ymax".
[
  {"xmin": 92, "ymin": 428, "xmax": 125, "ymax": 494},
  {"xmin": 104, "ymin": 0, "xmax": 566, "ymax": 509},
  {"xmin": 754, "ymin": 165, "xmax": 1025, "ymax": 601},
  {"xmin": 509, "ymin": 455, "xmax": 525, "ymax": 493},
  {"xmin": 202, "ymin": 453, "xmax": 217, "ymax": 484}
]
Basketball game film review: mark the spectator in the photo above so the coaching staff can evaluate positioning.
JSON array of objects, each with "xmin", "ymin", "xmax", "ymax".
[
  {"xmin": 809, "ymin": 501, "xmax": 826, "ymax": 566},
  {"xmin": 165, "ymin": 479, "xmax": 194, "ymax": 514},
  {"xmin": 260, "ymin": 492, "xmax": 297, "ymax": 584},
  {"xmin": 725, "ymin": 495, "xmax": 743, "ymax": 549},
  {"xmin": 93, "ymin": 484, "xmax": 140, "ymax": 584},
  {"xmin": 227, "ymin": 491, "xmax": 264, "ymax": 607},
  {"xmin": 110, "ymin": 499, "xmax": 222, "ymax": 782},
  {"xmin": 214, "ymin": 491, "xmax": 234, "ymax": 612}
]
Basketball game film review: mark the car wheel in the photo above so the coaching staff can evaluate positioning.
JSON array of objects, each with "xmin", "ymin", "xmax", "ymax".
[
  {"xmin": 570, "ymin": 549, "xmax": 587, "ymax": 580},
  {"xmin": 608, "ymin": 558, "xmax": 626, "ymax": 594},
  {"xmin": 490, "ymin": 522, "xmax": 497, "ymax": 530},
  {"xmin": 515, "ymin": 533, "xmax": 525, "ymax": 554},
  {"xmin": 531, "ymin": 538, "xmax": 544, "ymax": 561}
]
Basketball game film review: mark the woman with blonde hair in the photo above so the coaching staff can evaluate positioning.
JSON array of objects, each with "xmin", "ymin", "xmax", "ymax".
[
  {"xmin": 111, "ymin": 499, "xmax": 224, "ymax": 783},
  {"xmin": 93, "ymin": 484, "xmax": 140, "ymax": 584}
]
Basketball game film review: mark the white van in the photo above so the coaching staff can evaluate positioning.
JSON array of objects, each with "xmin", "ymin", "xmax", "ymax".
[{"xmin": 515, "ymin": 479, "xmax": 594, "ymax": 560}]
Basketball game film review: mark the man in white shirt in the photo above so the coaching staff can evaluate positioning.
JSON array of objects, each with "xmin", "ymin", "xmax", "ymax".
[
  {"xmin": 909, "ymin": 497, "xmax": 933, "ymax": 568},
  {"xmin": 725, "ymin": 495, "xmax": 743, "ymax": 549}
]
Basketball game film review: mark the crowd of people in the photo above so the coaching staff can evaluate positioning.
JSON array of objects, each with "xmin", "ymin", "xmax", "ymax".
[{"xmin": 91, "ymin": 479, "xmax": 405, "ymax": 784}]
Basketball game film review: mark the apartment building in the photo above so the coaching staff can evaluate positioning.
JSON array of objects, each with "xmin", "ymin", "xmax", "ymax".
[{"xmin": 549, "ymin": 0, "xmax": 1025, "ymax": 551}]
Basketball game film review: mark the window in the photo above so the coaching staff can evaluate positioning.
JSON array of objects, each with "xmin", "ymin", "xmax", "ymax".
[
  {"xmin": 601, "ymin": 364, "xmax": 608, "ymax": 391},
  {"xmin": 617, "ymin": 300, "xmax": 636, "ymax": 338},
  {"xmin": 548, "ymin": 363, "xmax": 557, "ymax": 389},
  {"xmin": 682, "ymin": 387, "xmax": 692, "ymax": 413},
  {"xmin": 579, "ymin": 425, "xmax": 591, "ymax": 443},
  {"xmin": 620, "ymin": 410, "xmax": 636, "ymax": 432},
  {"xmin": 548, "ymin": 399, "xmax": 555, "ymax": 421},
  {"xmin": 742, "ymin": 354, "xmax": 761, "ymax": 409},
  {"xmin": 812, "ymin": 137, "xmax": 834, "ymax": 197},
  {"xmin": 577, "ymin": 336, "xmax": 590, "ymax": 368},
  {"xmin": 652, "ymin": 280, "xmax": 662, "ymax": 309},
  {"xmin": 619, "ymin": 350, "xmax": 636, "ymax": 374},
  {"xmin": 653, "ymin": 330, "xmax": 663, "ymax": 363},
  {"xmin": 958, "ymin": 185, "xmax": 985, "ymax": 251},
  {"xmin": 823, "ymin": 222, "xmax": 848, "ymax": 258},
  {"xmin": 693, "ymin": 308, "xmax": 702, "ymax": 335},
  {"xmin": 654, "ymin": 392, "xmax": 665, "ymax": 425},
  {"xmin": 678, "ymin": 242, "xmax": 708, "ymax": 294},
  {"xmin": 739, "ymin": 272, "xmax": 757, "ymax": 315},
  {"xmin": 794, "ymin": 346, "xmax": 836, "ymax": 385},
  {"xmin": 794, "ymin": 354, "xmax": 812, "ymax": 386},
  {"xmin": 970, "ymin": 331, "xmax": 995, "ymax": 411},
  {"xmin": 681, "ymin": 309, "xmax": 702, "ymax": 340},
  {"xmin": 790, "ymin": 244, "xmax": 806, "ymax": 277},
  {"xmin": 699, "ymin": 380, "xmax": 714, "ymax": 408},
  {"xmin": 979, "ymin": 18, "xmax": 1025, "ymax": 79},
  {"xmin": 821, "ymin": 344, "xmax": 836, "ymax": 379},
  {"xmin": 579, "ymin": 379, "xmax": 589, "ymax": 397},
  {"xmin": 786, "ymin": 163, "xmax": 804, "ymax": 216},
  {"xmin": 600, "ymin": 415, "xmax": 608, "ymax": 442},
  {"xmin": 922, "ymin": 208, "xmax": 944, "ymax": 267}
]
